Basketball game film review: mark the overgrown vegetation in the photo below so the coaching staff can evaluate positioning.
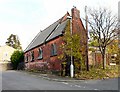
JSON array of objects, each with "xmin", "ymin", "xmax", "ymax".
[
  {"xmin": 58, "ymin": 20, "xmax": 86, "ymax": 75},
  {"xmin": 75, "ymin": 65, "xmax": 119, "ymax": 80},
  {"xmin": 10, "ymin": 50, "xmax": 24, "ymax": 69}
]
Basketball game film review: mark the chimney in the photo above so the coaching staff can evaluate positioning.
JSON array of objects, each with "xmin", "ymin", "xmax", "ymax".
[
  {"xmin": 71, "ymin": 6, "xmax": 81, "ymax": 34},
  {"xmin": 71, "ymin": 6, "xmax": 80, "ymax": 19}
]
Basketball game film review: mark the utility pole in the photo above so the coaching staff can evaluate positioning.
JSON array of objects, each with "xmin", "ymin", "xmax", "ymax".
[{"xmin": 85, "ymin": 6, "xmax": 89, "ymax": 71}]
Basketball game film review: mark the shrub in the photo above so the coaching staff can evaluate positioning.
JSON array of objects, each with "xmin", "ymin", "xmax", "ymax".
[
  {"xmin": 10, "ymin": 50, "xmax": 24, "ymax": 70},
  {"xmin": 75, "ymin": 65, "xmax": 118, "ymax": 80}
]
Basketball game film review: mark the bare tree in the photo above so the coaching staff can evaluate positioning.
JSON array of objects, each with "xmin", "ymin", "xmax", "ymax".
[{"xmin": 87, "ymin": 8, "xmax": 118, "ymax": 69}]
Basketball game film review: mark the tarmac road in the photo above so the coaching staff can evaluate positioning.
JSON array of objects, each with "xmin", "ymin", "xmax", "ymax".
[{"xmin": 1, "ymin": 70, "xmax": 119, "ymax": 91}]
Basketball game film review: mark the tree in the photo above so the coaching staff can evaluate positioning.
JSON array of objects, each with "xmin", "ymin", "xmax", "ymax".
[
  {"xmin": 6, "ymin": 34, "xmax": 22, "ymax": 50},
  {"xmin": 89, "ymin": 39, "xmax": 99, "ymax": 47},
  {"xmin": 10, "ymin": 50, "xmax": 24, "ymax": 69},
  {"xmin": 87, "ymin": 8, "xmax": 118, "ymax": 69},
  {"xmin": 59, "ymin": 20, "xmax": 85, "ymax": 74}
]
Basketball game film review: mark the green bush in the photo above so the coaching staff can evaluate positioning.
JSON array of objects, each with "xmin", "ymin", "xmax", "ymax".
[{"xmin": 10, "ymin": 50, "xmax": 24, "ymax": 69}]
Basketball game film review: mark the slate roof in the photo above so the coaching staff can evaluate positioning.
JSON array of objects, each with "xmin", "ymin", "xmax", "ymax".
[
  {"xmin": 24, "ymin": 15, "xmax": 69, "ymax": 52},
  {"xmin": 46, "ymin": 19, "xmax": 69, "ymax": 42}
]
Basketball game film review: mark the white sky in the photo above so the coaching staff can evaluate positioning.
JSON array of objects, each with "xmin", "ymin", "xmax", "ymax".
[{"xmin": 0, "ymin": 0, "xmax": 119, "ymax": 50}]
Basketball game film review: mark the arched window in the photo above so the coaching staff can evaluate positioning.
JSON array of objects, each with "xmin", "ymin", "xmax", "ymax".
[
  {"xmin": 25, "ymin": 54, "xmax": 28, "ymax": 62},
  {"xmin": 51, "ymin": 43, "xmax": 57, "ymax": 56},
  {"xmin": 38, "ymin": 48, "xmax": 43, "ymax": 59},
  {"xmin": 31, "ymin": 51, "xmax": 34, "ymax": 61}
]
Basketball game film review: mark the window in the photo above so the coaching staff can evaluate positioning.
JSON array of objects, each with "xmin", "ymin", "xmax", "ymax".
[
  {"xmin": 51, "ymin": 43, "xmax": 57, "ymax": 56},
  {"xmin": 28, "ymin": 52, "xmax": 31, "ymax": 61},
  {"xmin": 38, "ymin": 48, "xmax": 43, "ymax": 59},
  {"xmin": 31, "ymin": 51, "xmax": 34, "ymax": 61},
  {"xmin": 25, "ymin": 54, "xmax": 28, "ymax": 62}
]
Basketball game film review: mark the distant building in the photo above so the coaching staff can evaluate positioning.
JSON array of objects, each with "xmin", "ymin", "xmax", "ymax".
[
  {"xmin": 88, "ymin": 46, "xmax": 111, "ymax": 66},
  {"xmin": 0, "ymin": 45, "xmax": 15, "ymax": 61},
  {"xmin": 0, "ymin": 45, "xmax": 15, "ymax": 70},
  {"xmin": 24, "ymin": 7, "xmax": 88, "ymax": 74}
]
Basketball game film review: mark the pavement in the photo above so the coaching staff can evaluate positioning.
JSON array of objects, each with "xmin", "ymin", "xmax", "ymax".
[
  {"xmin": 20, "ymin": 70, "xmax": 84, "ymax": 82},
  {"xmin": 19, "ymin": 70, "xmax": 118, "ymax": 83}
]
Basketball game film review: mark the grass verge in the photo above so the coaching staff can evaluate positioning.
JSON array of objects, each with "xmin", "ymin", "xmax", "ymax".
[{"xmin": 75, "ymin": 65, "xmax": 119, "ymax": 80}]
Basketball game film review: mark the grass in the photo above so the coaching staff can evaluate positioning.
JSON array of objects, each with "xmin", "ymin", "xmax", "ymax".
[
  {"xmin": 24, "ymin": 64, "xmax": 119, "ymax": 80},
  {"xmin": 75, "ymin": 65, "xmax": 119, "ymax": 80}
]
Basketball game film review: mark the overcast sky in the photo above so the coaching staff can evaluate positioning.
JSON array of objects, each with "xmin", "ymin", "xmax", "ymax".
[{"xmin": 0, "ymin": 0, "xmax": 119, "ymax": 50}]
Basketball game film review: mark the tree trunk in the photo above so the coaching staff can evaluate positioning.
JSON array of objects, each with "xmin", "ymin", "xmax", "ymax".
[{"xmin": 102, "ymin": 49, "xmax": 106, "ymax": 69}]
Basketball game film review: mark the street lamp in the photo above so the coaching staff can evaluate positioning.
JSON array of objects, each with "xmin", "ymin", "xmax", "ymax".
[{"xmin": 67, "ymin": 16, "xmax": 74, "ymax": 78}]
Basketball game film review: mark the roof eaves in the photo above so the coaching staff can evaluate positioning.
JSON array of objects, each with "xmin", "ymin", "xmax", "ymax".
[{"xmin": 24, "ymin": 31, "xmax": 42, "ymax": 52}]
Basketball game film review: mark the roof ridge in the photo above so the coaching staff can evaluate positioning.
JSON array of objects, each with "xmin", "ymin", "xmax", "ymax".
[
  {"xmin": 44, "ymin": 14, "xmax": 66, "ymax": 43},
  {"xmin": 24, "ymin": 12, "xmax": 70, "ymax": 52},
  {"xmin": 41, "ymin": 12, "xmax": 69, "ymax": 33},
  {"xmin": 44, "ymin": 23, "xmax": 61, "ymax": 44}
]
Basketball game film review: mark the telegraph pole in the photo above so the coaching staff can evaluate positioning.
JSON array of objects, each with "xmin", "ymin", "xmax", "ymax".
[{"xmin": 85, "ymin": 6, "xmax": 89, "ymax": 71}]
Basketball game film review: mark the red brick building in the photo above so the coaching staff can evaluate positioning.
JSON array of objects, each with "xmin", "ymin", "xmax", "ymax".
[{"xmin": 24, "ymin": 7, "xmax": 87, "ymax": 74}]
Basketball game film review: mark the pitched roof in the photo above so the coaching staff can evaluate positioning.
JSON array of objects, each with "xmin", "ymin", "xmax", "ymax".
[
  {"xmin": 46, "ymin": 19, "xmax": 69, "ymax": 42},
  {"xmin": 24, "ymin": 13, "xmax": 70, "ymax": 52}
]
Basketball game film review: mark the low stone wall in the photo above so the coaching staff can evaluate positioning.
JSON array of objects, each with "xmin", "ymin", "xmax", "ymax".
[{"xmin": 0, "ymin": 62, "xmax": 12, "ymax": 71}]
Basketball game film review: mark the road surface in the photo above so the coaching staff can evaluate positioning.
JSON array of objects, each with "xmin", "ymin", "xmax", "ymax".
[{"xmin": 1, "ymin": 70, "xmax": 119, "ymax": 90}]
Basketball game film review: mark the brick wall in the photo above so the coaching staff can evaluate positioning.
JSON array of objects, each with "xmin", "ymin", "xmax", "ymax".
[
  {"xmin": 88, "ymin": 51, "xmax": 111, "ymax": 66},
  {"xmin": 25, "ymin": 37, "xmax": 63, "ymax": 71}
]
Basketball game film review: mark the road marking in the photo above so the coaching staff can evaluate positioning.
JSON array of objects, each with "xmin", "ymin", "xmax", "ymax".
[
  {"xmin": 62, "ymin": 82, "xmax": 68, "ymax": 85},
  {"xmin": 94, "ymin": 89, "xmax": 98, "ymax": 90},
  {"xmin": 53, "ymin": 79, "xmax": 58, "ymax": 81},
  {"xmin": 74, "ymin": 85, "xmax": 81, "ymax": 87},
  {"xmin": 83, "ymin": 86, "xmax": 86, "ymax": 88}
]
